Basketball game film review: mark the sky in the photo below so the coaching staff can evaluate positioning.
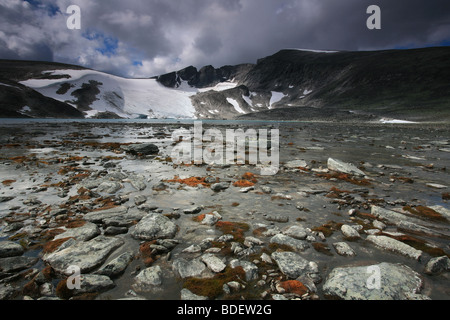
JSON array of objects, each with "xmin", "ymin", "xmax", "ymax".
[{"xmin": 0, "ymin": 0, "xmax": 449, "ymax": 78}]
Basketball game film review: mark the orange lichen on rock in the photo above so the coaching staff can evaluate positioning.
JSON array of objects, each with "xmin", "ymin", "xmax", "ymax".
[
  {"xmin": 233, "ymin": 180, "xmax": 255, "ymax": 188},
  {"xmin": 278, "ymin": 280, "xmax": 308, "ymax": 296},
  {"xmin": 316, "ymin": 172, "xmax": 371, "ymax": 186},
  {"xmin": 166, "ymin": 176, "xmax": 212, "ymax": 187},
  {"xmin": 42, "ymin": 237, "xmax": 73, "ymax": 254},
  {"xmin": 403, "ymin": 205, "xmax": 447, "ymax": 222},
  {"xmin": 1, "ymin": 180, "xmax": 16, "ymax": 186}
]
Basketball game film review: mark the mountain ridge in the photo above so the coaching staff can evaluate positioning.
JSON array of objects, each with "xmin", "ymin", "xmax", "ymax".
[{"xmin": 0, "ymin": 46, "xmax": 449, "ymax": 122}]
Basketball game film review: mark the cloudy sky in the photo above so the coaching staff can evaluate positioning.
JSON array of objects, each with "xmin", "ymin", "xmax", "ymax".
[{"xmin": 1, "ymin": 0, "xmax": 449, "ymax": 78}]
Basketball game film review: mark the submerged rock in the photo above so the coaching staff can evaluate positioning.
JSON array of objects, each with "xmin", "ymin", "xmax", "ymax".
[{"xmin": 323, "ymin": 262, "xmax": 424, "ymax": 300}]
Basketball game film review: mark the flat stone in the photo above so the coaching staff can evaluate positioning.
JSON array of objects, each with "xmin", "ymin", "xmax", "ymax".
[
  {"xmin": 426, "ymin": 183, "xmax": 447, "ymax": 189},
  {"xmin": 0, "ymin": 241, "xmax": 24, "ymax": 258},
  {"xmin": 323, "ymin": 262, "xmax": 424, "ymax": 300},
  {"xmin": 96, "ymin": 252, "xmax": 134, "ymax": 278},
  {"xmin": 181, "ymin": 288, "xmax": 208, "ymax": 300},
  {"xmin": 43, "ymin": 236, "xmax": 124, "ymax": 274},
  {"xmin": 271, "ymin": 251, "xmax": 317, "ymax": 279},
  {"xmin": 201, "ymin": 254, "xmax": 226, "ymax": 273},
  {"xmin": 0, "ymin": 256, "xmax": 38, "ymax": 273},
  {"xmin": 172, "ymin": 258, "xmax": 206, "ymax": 279},
  {"xmin": 327, "ymin": 158, "xmax": 365, "ymax": 176},
  {"xmin": 131, "ymin": 212, "xmax": 178, "ymax": 240},
  {"xmin": 366, "ymin": 235, "xmax": 423, "ymax": 260},
  {"xmin": 333, "ymin": 242, "xmax": 356, "ymax": 256},
  {"xmin": 270, "ymin": 234, "xmax": 309, "ymax": 252},
  {"xmin": 54, "ymin": 222, "xmax": 100, "ymax": 241},
  {"xmin": 122, "ymin": 143, "xmax": 159, "ymax": 155},
  {"xmin": 84, "ymin": 206, "xmax": 128, "ymax": 224},
  {"xmin": 132, "ymin": 266, "xmax": 163, "ymax": 292},
  {"xmin": 73, "ymin": 274, "xmax": 115, "ymax": 295},
  {"xmin": 284, "ymin": 160, "xmax": 308, "ymax": 169}
]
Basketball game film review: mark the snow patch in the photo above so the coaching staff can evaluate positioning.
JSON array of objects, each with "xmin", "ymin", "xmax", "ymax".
[
  {"xmin": 227, "ymin": 98, "xmax": 245, "ymax": 114},
  {"xmin": 269, "ymin": 91, "xmax": 286, "ymax": 108},
  {"xmin": 380, "ymin": 118, "xmax": 417, "ymax": 124}
]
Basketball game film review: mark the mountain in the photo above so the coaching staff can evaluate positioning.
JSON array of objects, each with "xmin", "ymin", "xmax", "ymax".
[{"xmin": 0, "ymin": 46, "xmax": 449, "ymax": 121}]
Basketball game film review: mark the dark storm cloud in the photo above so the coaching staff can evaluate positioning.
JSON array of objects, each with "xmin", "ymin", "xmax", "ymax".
[{"xmin": 0, "ymin": 0, "xmax": 449, "ymax": 77}]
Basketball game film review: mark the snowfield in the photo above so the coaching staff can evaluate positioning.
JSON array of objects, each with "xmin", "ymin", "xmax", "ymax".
[{"xmin": 20, "ymin": 69, "xmax": 197, "ymax": 119}]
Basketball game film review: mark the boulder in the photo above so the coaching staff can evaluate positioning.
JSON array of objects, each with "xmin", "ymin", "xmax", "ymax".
[
  {"xmin": 366, "ymin": 235, "xmax": 423, "ymax": 260},
  {"xmin": 132, "ymin": 266, "xmax": 163, "ymax": 292},
  {"xmin": 43, "ymin": 236, "xmax": 124, "ymax": 274},
  {"xmin": 0, "ymin": 241, "xmax": 24, "ymax": 258},
  {"xmin": 131, "ymin": 212, "xmax": 178, "ymax": 240},
  {"xmin": 323, "ymin": 262, "xmax": 424, "ymax": 300},
  {"xmin": 271, "ymin": 251, "xmax": 318, "ymax": 280}
]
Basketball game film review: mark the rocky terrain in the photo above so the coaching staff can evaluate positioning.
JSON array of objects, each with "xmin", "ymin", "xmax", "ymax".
[{"xmin": 0, "ymin": 120, "xmax": 449, "ymax": 301}]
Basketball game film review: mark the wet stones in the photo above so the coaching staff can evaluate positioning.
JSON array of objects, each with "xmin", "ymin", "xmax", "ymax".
[
  {"xmin": 424, "ymin": 256, "xmax": 450, "ymax": 275},
  {"xmin": 0, "ymin": 241, "xmax": 24, "ymax": 258},
  {"xmin": 332, "ymin": 242, "xmax": 356, "ymax": 256},
  {"xmin": 211, "ymin": 182, "xmax": 230, "ymax": 192},
  {"xmin": 366, "ymin": 235, "xmax": 423, "ymax": 261},
  {"xmin": 323, "ymin": 263, "xmax": 424, "ymax": 300},
  {"xmin": 271, "ymin": 251, "xmax": 320, "ymax": 281},
  {"xmin": 131, "ymin": 212, "xmax": 178, "ymax": 241},
  {"xmin": 327, "ymin": 158, "xmax": 365, "ymax": 177},
  {"xmin": 43, "ymin": 236, "xmax": 124, "ymax": 274},
  {"xmin": 121, "ymin": 143, "xmax": 159, "ymax": 156}
]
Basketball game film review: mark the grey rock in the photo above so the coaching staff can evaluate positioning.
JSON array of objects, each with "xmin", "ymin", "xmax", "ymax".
[
  {"xmin": 131, "ymin": 212, "xmax": 178, "ymax": 240},
  {"xmin": 73, "ymin": 274, "xmax": 115, "ymax": 295},
  {"xmin": 424, "ymin": 256, "xmax": 450, "ymax": 275},
  {"xmin": 129, "ymin": 175, "xmax": 147, "ymax": 191},
  {"xmin": 97, "ymin": 181, "xmax": 122, "ymax": 194},
  {"xmin": 181, "ymin": 288, "xmax": 208, "ymax": 300},
  {"xmin": 229, "ymin": 259, "xmax": 258, "ymax": 281},
  {"xmin": 134, "ymin": 195, "xmax": 147, "ymax": 206},
  {"xmin": 43, "ymin": 236, "xmax": 124, "ymax": 274},
  {"xmin": 366, "ymin": 235, "xmax": 423, "ymax": 260},
  {"xmin": 211, "ymin": 182, "xmax": 230, "ymax": 192},
  {"xmin": 264, "ymin": 214, "xmax": 289, "ymax": 223},
  {"xmin": 260, "ymin": 186, "xmax": 272, "ymax": 194},
  {"xmin": 270, "ymin": 234, "xmax": 309, "ymax": 252},
  {"xmin": 284, "ymin": 160, "xmax": 308, "ymax": 169},
  {"xmin": 283, "ymin": 225, "xmax": 308, "ymax": 240},
  {"xmin": 0, "ymin": 284, "xmax": 14, "ymax": 300},
  {"xmin": 271, "ymin": 251, "xmax": 318, "ymax": 279},
  {"xmin": 84, "ymin": 206, "xmax": 128, "ymax": 224},
  {"xmin": 132, "ymin": 266, "xmax": 163, "ymax": 292},
  {"xmin": 327, "ymin": 158, "xmax": 365, "ymax": 176},
  {"xmin": 122, "ymin": 143, "xmax": 159, "ymax": 155},
  {"xmin": 0, "ymin": 256, "xmax": 38, "ymax": 273},
  {"xmin": 341, "ymin": 225, "xmax": 361, "ymax": 239},
  {"xmin": 201, "ymin": 254, "xmax": 226, "ymax": 273},
  {"xmin": 104, "ymin": 226, "xmax": 128, "ymax": 236},
  {"xmin": 54, "ymin": 222, "xmax": 100, "ymax": 241},
  {"xmin": 172, "ymin": 258, "xmax": 206, "ymax": 279},
  {"xmin": 96, "ymin": 252, "xmax": 134, "ymax": 278},
  {"xmin": 333, "ymin": 242, "xmax": 356, "ymax": 256},
  {"xmin": 323, "ymin": 262, "xmax": 424, "ymax": 300},
  {"xmin": 0, "ymin": 241, "xmax": 24, "ymax": 258},
  {"xmin": 183, "ymin": 206, "xmax": 202, "ymax": 214}
]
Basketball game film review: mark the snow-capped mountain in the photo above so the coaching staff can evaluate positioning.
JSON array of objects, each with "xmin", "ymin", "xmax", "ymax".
[
  {"xmin": 19, "ymin": 69, "xmax": 197, "ymax": 119},
  {"xmin": 1, "ymin": 46, "xmax": 450, "ymax": 121}
]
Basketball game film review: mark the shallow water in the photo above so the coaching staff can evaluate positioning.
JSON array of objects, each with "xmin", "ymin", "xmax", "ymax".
[{"xmin": 0, "ymin": 119, "xmax": 449, "ymax": 300}]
